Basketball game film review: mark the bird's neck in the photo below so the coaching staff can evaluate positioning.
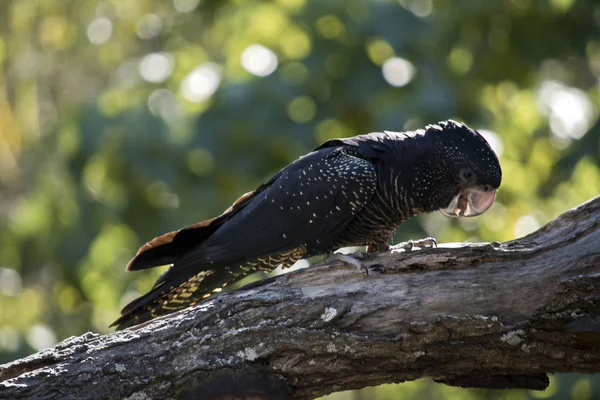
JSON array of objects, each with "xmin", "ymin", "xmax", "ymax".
[{"xmin": 376, "ymin": 154, "xmax": 454, "ymax": 217}]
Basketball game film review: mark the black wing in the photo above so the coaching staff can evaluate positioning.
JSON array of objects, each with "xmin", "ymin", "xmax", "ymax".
[
  {"xmin": 173, "ymin": 146, "xmax": 378, "ymax": 269},
  {"xmin": 112, "ymin": 146, "xmax": 377, "ymax": 329}
]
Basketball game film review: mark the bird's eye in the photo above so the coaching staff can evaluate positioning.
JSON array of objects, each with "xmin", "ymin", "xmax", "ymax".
[
  {"xmin": 459, "ymin": 168, "xmax": 474, "ymax": 182},
  {"xmin": 482, "ymin": 184, "xmax": 493, "ymax": 192}
]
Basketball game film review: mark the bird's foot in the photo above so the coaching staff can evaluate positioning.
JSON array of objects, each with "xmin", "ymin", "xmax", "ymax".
[
  {"xmin": 391, "ymin": 237, "xmax": 437, "ymax": 252},
  {"xmin": 328, "ymin": 253, "xmax": 369, "ymax": 276}
]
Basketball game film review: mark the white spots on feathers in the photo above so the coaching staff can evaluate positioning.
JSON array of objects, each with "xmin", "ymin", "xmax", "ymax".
[{"xmin": 265, "ymin": 147, "xmax": 377, "ymax": 249}]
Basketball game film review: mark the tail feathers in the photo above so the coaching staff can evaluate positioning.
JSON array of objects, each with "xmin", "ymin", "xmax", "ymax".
[
  {"xmin": 111, "ymin": 269, "xmax": 217, "ymax": 330},
  {"xmin": 113, "ymin": 246, "xmax": 307, "ymax": 330},
  {"xmin": 126, "ymin": 191, "xmax": 259, "ymax": 272},
  {"xmin": 127, "ymin": 224, "xmax": 211, "ymax": 271}
]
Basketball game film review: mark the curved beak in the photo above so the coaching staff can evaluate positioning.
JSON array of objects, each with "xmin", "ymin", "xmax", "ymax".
[{"xmin": 440, "ymin": 187, "xmax": 496, "ymax": 217}]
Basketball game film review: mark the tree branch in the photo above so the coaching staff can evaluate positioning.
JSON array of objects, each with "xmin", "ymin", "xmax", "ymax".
[{"xmin": 2, "ymin": 196, "xmax": 600, "ymax": 400}]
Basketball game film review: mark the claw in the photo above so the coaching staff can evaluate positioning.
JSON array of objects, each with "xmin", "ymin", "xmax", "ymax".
[{"xmin": 391, "ymin": 237, "xmax": 437, "ymax": 252}]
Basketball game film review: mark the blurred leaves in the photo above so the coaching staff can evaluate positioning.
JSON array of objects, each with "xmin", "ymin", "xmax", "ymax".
[{"xmin": 0, "ymin": 0, "xmax": 599, "ymax": 399}]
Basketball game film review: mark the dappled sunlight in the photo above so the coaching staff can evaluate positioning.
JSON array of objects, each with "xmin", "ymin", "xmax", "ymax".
[
  {"xmin": 537, "ymin": 80, "xmax": 597, "ymax": 141},
  {"xmin": 135, "ymin": 14, "xmax": 162, "ymax": 40},
  {"xmin": 26, "ymin": 324, "xmax": 57, "ymax": 351},
  {"xmin": 0, "ymin": 0, "xmax": 599, "ymax": 398},
  {"xmin": 180, "ymin": 62, "xmax": 222, "ymax": 102},
  {"xmin": 382, "ymin": 57, "xmax": 416, "ymax": 87},
  {"xmin": 87, "ymin": 17, "xmax": 112, "ymax": 45},
  {"xmin": 241, "ymin": 44, "xmax": 279, "ymax": 77},
  {"xmin": 173, "ymin": 0, "xmax": 200, "ymax": 13},
  {"xmin": 0, "ymin": 268, "xmax": 22, "ymax": 297},
  {"xmin": 138, "ymin": 52, "xmax": 175, "ymax": 83}
]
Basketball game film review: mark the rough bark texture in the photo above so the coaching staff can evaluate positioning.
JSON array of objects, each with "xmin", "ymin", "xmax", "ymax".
[{"xmin": 1, "ymin": 196, "xmax": 600, "ymax": 400}]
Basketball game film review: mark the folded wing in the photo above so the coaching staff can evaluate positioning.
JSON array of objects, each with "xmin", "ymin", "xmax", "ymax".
[{"xmin": 112, "ymin": 146, "xmax": 377, "ymax": 329}]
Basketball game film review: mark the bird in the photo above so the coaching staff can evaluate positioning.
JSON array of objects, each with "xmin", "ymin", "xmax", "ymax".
[{"xmin": 111, "ymin": 120, "xmax": 502, "ymax": 330}]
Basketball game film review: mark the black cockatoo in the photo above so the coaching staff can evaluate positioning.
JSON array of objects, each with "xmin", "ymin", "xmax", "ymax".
[{"xmin": 112, "ymin": 120, "xmax": 502, "ymax": 329}]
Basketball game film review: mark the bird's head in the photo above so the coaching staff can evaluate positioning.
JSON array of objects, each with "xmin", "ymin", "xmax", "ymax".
[
  {"xmin": 399, "ymin": 120, "xmax": 502, "ymax": 218},
  {"xmin": 430, "ymin": 120, "xmax": 502, "ymax": 217}
]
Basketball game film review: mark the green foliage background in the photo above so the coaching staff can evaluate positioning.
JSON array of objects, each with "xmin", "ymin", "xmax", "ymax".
[{"xmin": 0, "ymin": 0, "xmax": 599, "ymax": 398}]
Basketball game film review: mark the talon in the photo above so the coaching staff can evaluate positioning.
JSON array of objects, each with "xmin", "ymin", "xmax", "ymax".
[
  {"xmin": 417, "ymin": 237, "xmax": 437, "ymax": 248},
  {"xmin": 391, "ymin": 237, "xmax": 437, "ymax": 252}
]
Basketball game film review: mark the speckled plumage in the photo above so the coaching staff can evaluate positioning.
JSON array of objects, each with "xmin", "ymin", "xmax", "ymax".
[{"xmin": 112, "ymin": 120, "xmax": 502, "ymax": 330}]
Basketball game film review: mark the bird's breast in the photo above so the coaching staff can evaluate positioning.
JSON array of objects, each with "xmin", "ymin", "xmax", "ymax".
[{"xmin": 332, "ymin": 180, "xmax": 409, "ymax": 248}]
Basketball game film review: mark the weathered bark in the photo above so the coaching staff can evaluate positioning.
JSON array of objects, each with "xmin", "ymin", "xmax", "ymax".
[{"xmin": 1, "ymin": 196, "xmax": 599, "ymax": 400}]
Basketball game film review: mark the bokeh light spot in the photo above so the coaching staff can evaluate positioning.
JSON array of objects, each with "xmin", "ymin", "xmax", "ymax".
[
  {"xmin": 382, "ymin": 57, "xmax": 415, "ymax": 87},
  {"xmin": 57, "ymin": 285, "xmax": 81, "ymax": 313},
  {"xmin": 148, "ymin": 89, "xmax": 178, "ymax": 121},
  {"xmin": 537, "ymin": 80, "xmax": 596, "ymax": 140},
  {"xmin": 181, "ymin": 63, "xmax": 222, "ymax": 102},
  {"xmin": 482, "ymin": 202, "xmax": 507, "ymax": 232},
  {"xmin": 316, "ymin": 15, "xmax": 344, "ymax": 39},
  {"xmin": 366, "ymin": 38, "xmax": 395, "ymax": 66},
  {"xmin": 173, "ymin": 0, "xmax": 200, "ymax": 12},
  {"xmin": 279, "ymin": 62, "xmax": 309, "ymax": 86},
  {"xmin": 287, "ymin": 96, "xmax": 316, "ymax": 123},
  {"xmin": 550, "ymin": 0, "xmax": 575, "ymax": 12},
  {"xmin": 280, "ymin": 27, "xmax": 312, "ymax": 60},
  {"xmin": 399, "ymin": 0, "xmax": 434, "ymax": 17},
  {"xmin": 10, "ymin": 195, "xmax": 52, "ymax": 238},
  {"xmin": 276, "ymin": 0, "xmax": 306, "ymax": 12},
  {"xmin": 146, "ymin": 181, "xmax": 180, "ymax": 209},
  {"xmin": 448, "ymin": 46, "xmax": 473, "ymax": 75},
  {"xmin": 138, "ymin": 52, "xmax": 174, "ymax": 83},
  {"xmin": 571, "ymin": 377, "xmax": 592, "ymax": 400},
  {"xmin": 315, "ymin": 119, "xmax": 354, "ymax": 143},
  {"xmin": 27, "ymin": 324, "xmax": 57, "ymax": 351},
  {"xmin": 241, "ymin": 45, "xmax": 278, "ymax": 77},
  {"xmin": 0, "ymin": 268, "xmax": 22, "ymax": 297},
  {"xmin": 0, "ymin": 327, "xmax": 20, "ymax": 352},
  {"xmin": 514, "ymin": 215, "xmax": 541, "ymax": 238},
  {"xmin": 530, "ymin": 373, "xmax": 559, "ymax": 398},
  {"xmin": 87, "ymin": 17, "xmax": 112, "ymax": 45},
  {"xmin": 136, "ymin": 14, "xmax": 163, "ymax": 40},
  {"xmin": 186, "ymin": 148, "xmax": 216, "ymax": 176}
]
